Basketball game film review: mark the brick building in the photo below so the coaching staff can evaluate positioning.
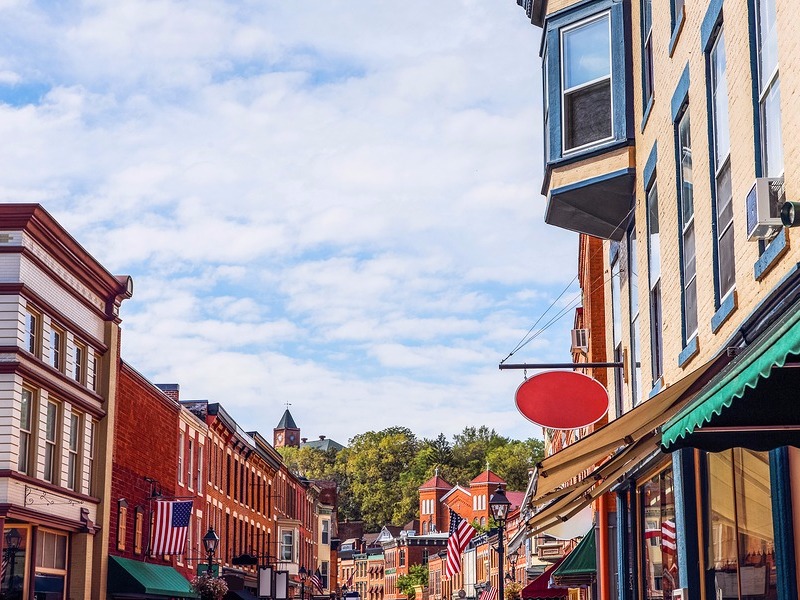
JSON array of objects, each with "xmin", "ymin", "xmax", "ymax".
[
  {"xmin": 516, "ymin": 0, "xmax": 800, "ymax": 598},
  {"xmin": 382, "ymin": 533, "xmax": 447, "ymax": 600},
  {"xmin": 0, "ymin": 204, "xmax": 132, "ymax": 600}
]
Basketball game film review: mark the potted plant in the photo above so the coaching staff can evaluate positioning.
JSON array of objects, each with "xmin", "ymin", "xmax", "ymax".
[{"xmin": 191, "ymin": 574, "xmax": 229, "ymax": 600}]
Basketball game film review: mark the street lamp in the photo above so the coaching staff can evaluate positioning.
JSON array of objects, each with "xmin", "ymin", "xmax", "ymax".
[
  {"xmin": 489, "ymin": 486, "xmax": 511, "ymax": 600},
  {"xmin": 505, "ymin": 550, "xmax": 519, "ymax": 583},
  {"xmin": 4, "ymin": 528, "xmax": 22, "ymax": 592},
  {"xmin": 202, "ymin": 527, "xmax": 220, "ymax": 576},
  {"xmin": 299, "ymin": 566, "xmax": 308, "ymax": 600}
]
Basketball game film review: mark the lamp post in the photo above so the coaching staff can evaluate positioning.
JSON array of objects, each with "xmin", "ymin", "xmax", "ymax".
[
  {"xmin": 505, "ymin": 550, "xmax": 519, "ymax": 583},
  {"xmin": 299, "ymin": 566, "xmax": 308, "ymax": 600},
  {"xmin": 202, "ymin": 527, "xmax": 220, "ymax": 577},
  {"xmin": 489, "ymin": 486, "xmax": 511, "ymax": 600},
  {"xmin": 4, "ymin": 528, "xmax": 21, "ymax": 592}
]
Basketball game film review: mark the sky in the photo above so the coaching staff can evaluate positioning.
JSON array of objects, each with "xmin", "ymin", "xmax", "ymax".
[{"xmin": 0, "ymin": 0, "xmax": 579, "ymax": 445}]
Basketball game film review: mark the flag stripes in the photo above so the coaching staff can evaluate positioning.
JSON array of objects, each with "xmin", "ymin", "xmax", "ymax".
[
  {"xmin": 445, "ymin": 509, "xmax": 476, "ymax": 579},
  {"xmin": 151, "ymin": 500, "xmax": 193, "ymax": 556}
]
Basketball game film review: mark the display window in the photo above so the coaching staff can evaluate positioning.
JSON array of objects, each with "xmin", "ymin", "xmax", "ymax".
[{"xmin": 638, "ymin": 466, "xmax": 680, "ymax": 599}]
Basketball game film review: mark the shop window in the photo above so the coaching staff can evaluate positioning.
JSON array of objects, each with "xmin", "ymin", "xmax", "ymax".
[
  {"xmin": 706, "ymin": 449, "xmax": 777, "ymax": 599},
  {"xmin": 0, "ymin": 527, "xmax": 28, "ymax": 597},
  {"xmin": 35, "ymin": 529, "xmax": 67, "ymax": 599},
  {"xmin": 638, "ymin": 468, "xmax": 680, "ymax": 599}
]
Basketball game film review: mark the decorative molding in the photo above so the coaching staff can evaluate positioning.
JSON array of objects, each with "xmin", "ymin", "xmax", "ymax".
[{"xmin": 25, "ymin": 484, "xmax": 85, "ymax": 508}]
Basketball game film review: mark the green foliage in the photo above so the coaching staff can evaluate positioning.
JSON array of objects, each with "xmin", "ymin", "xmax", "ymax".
[
  {"xmin": 397, "ymin": 564, "xmax": 429, "ymax": 599},
  {"xmin": 277, "ymin": 425, "xmax": 541, "ymax": 532}
]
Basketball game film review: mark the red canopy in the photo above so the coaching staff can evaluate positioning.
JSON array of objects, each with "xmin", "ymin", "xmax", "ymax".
[{"xmin": 521, "ymin": 558, "xmax": 568, "ymax": 600}]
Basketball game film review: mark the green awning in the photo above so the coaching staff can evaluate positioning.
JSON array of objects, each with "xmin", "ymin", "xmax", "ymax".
[
  {"xmin": 551, "ymin": 530, "xmax": 596, "ymax": 587},
  {"xmin": 108, "ymin": 555, "xmax": 198, "ymax": 598},
  {"xmin": 662, "ymin": 305, "xmax": 800, "ymax": 452}
]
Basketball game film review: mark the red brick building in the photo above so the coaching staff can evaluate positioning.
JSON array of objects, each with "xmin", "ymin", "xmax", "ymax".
[{"xmin": 383, "ymin": 534, "xmax": 448, "ymax": 600}]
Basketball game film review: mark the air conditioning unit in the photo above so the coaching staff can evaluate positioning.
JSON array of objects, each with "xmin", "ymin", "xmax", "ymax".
[
  {"xmin": 746, "ymin": 177, "xmax": 785, "ymax": 240},
  {"xmin": 571, "ymin": 328, "xmax": 589, "ymax": 353}
]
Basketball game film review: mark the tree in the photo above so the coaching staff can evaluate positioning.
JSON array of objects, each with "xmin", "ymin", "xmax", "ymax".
[
  {"xmin": 397, "ymin": 564, "xmax": 428, "ymax": 599},
  {"xmin": 486, "ymin": 438, "xmax": 545, "ymax": 490},
  {"xmin": 278, "ymin": 445, "xmax": 337, "ymax": 480},
  {"xmin": 450, "ymin": 426, "xmax": 509, "ymax": 484},
  {"xmin": 337, "ymin": 427, "xmax": 419, "ymax": 530}
]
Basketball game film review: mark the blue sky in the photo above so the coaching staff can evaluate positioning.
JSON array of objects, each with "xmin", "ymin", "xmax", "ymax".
[{"xmin": 0, "ymin": 1, "xmax": 579, "ymax": 444}]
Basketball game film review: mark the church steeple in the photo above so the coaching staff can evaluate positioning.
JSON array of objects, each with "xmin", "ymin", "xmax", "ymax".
[{"xmin": 274, "ymin": 408, "xmax": 300, "ymax": 448}]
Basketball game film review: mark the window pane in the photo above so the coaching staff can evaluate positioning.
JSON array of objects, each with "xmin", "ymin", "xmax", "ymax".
[
  {"xmin": 679, "ymin": 113, "xmax": 694, "ymax": 223},
  {"xmin": 563, "ymin": 15, "xmax": 611, "ymax": 89},
  {"xmin": 711, "ymin": 30, "xmax": 730, "ymax": 165},
  {"xmin": 564, "ymin": 80, "xmax": 612, "ymax": 150},
  {"xmin": 716, "ymin": 165, "xmax": 735, "ymax": 298},
  {"xmin": 648, "ymin": 186, "xmax": 661, "ymax": 285},
  {"xmin": 641, "ymin": 469, "xmax": 680, "ymax": 599},
  {"xmin": 758, "ymin": 0, "xmax": 778, "ymax": 88},
  {"xmin": 685, "ymin": 276, "xmax": 698, "ymax": 338},
  {"xmin": 650, "ymin": 282, "xmax": 663, "ymax": 381},
  {"xmin": 628, "ymin": 228, "xmax": 639, "ymax": 318},
  {"xmin": 611, "ymin": 254, "xmax": 622, "ymax": 345},
  {"xmin": 683, "ymin": 223, "xmax": 696, "ymax": 282},
  {"xmin": 762, "ymin": 80, "xmax": 784, "ymax": 177}
]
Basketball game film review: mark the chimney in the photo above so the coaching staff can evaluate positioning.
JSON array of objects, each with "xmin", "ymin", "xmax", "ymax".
[
  {"xmin": 319, "ymin": 435, "xmax": 326, "ymax": 440},
  {"xmin": 155, "ymin": 383, "xmax": 180, "ymax": 402}
]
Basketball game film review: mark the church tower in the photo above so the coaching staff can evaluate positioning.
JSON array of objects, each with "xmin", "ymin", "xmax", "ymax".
[{"xmin": 274, "ymin": 409, "xmax": 300, "ymax": 448}]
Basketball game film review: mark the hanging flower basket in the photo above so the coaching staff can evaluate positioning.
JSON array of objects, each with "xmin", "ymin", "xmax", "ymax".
[{"xmin": 191, "ymin": 574, "xmax": 229, "ymax": 600}]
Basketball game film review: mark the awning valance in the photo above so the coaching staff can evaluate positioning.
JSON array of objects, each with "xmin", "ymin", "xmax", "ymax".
[
  {"xmin": 551, "ymin": 531, "xmax": 596, "ymax": 588},
  {"xmin": 521, "ymin": 558, "xmax": 567, "ymax": 600},
  {"xmin": 107, "ymin": 556, "xmax": 198, "ymax": 598},
  {"xmin": 662, "ymin": 306, "xmax": 800, "ymax": 451}
]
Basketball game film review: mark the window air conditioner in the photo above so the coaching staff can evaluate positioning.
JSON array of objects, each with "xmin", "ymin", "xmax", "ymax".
[
  {"xmin": 746, "ymin": 177, "xmax": 785, "ymax": 241},
  {"xmin": 570, "ymin": 328, "xmax": 589, "ymax": 353}
]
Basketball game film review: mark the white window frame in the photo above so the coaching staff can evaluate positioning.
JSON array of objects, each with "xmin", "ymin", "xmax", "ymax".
[
  {"xmin": 280, "ymin": 529, "xmax": 295, "ymax": 562},
  {"xmin": 18, "ymin": 388, "xmax": 34, "ymax": 475},
  {"xmin": 50, "ymin": 325, "xmax": 64, "ymax": 372},
  {"xmin": 67, "ymin": 411, "xmax": 82, "ymax": 492},
  {"xmin": 178, "ymin": 432, "xmax": 184, "ymax": 485},
  {"xmin": 43, "ymin": 400, "xmax": 60, "ymax": 484},
  {"xmin": 560, "ymin": 11, "xmax": 614, "ymax": 155}
]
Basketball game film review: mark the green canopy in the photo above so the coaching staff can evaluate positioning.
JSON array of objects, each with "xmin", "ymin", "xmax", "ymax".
[
  {"xmin": 662, "ymin": 303, "xmax": 800, "ymax": 452},
  {"xmin": 108, "ymin": 555, "xmax": 198, "ymax": 598},
  {"xmin": 551, "ymin": 530, "xmax": 596, "ymax": 587}
]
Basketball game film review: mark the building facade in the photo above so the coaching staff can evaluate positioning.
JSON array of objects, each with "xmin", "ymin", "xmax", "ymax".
[
  {"xmin": 517, "ymin": 0, "xmax": 800, "ymax": 599},
  {"xmin": 0, "ymin": 204, "xmax": 132, "ymax": 600}
]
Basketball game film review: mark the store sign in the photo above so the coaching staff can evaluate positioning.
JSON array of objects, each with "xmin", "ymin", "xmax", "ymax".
[{"xmin": 515, "ymin": 370, "xmax": 608, "ymax": 429}]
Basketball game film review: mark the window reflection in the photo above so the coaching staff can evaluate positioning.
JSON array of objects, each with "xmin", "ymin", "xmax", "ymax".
[{"xmin": 639, "ymin": 468, "xmax": 679, "ymax": 599}]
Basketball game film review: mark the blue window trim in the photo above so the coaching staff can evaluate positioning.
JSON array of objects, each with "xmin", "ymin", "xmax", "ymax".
[
  {"xmin": 672, "ymin": 64, "xmax": 691, "ymax": 348},
  {"xmin": 701, "ymin": 0, "xmax": 725, "ymax": 52},
  {"xmin": 754, "ymin": 229, "xmax": 789, "ymax": 280},
  {"xmin": 710, "ymin": 291, "xmax": 737, "ymax": 333},
  {"xmin": 542, "ymin": 0, "xmax": 630, "ymax": 166},
  {"xmin": 640, "ymin": 0, "xmax": 654, "ymax": 132},
  {"xmin": 668, "ymin": 5, "xmax": 685, "ymax": 56},
  {"xmin": 643, "ymin": 141, "xmax": 658, "ymax": 189},
  {"xmin": 678, "ymin": 335, "xmax": 698, "ymax": 368}
]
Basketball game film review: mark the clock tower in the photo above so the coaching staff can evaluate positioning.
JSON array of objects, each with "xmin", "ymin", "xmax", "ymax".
[{"xmin": 274, "ymin": 409, "xmax": 300, "ymax": 448}]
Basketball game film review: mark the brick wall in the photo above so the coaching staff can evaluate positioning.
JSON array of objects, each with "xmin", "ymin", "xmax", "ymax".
[{"xmin": 109, "ymin": 361, "xmax": 180, "ymax": 565}]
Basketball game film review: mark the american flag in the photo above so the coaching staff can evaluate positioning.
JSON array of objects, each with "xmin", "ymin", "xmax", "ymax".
[
  {"xmin": 661, "ymin": 519, "xmax": 677, "ymax": 555},
  {"xmin": 151, "ymin": 500, "xmax": 193, "ymax": 556},
  {"xmin": 310, "ymin": 569, "xmax": 324, "ymax": 593},
  {"xmin": 445, "ymin": 509, "xmax": 476, "ymax": 579},
  {"xmin": 479, "ymin": 587, "xmax": 498, "ymax": 600}
]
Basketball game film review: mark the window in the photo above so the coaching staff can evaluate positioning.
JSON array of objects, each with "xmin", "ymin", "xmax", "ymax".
[
  {"xmin": 197, "ymin": 445, "xmax": 203, "ymax": 494},
  {"xmin": 86, "ymin": 419, "xmax": 95, "ymax": 495},
  {"xmin": 18, "ymin": 388, "xmax": 34, "ymax": 475},
  {"xmin": 756, "ymin": 0, "xmax": 782, "ymax": 177},
  {"xmin": 628, "ymin": 226, "xmax": 642, "ymax": 405},
  {"xmin": 322, "ymin": 519, "xmax": 330, "ymax": 545},
  {"xmin": 706, "ymin": 449, "xmax": 777, "ymax": 599},
  {"xmin": 641, "ymin": 0, "xmax": 654, "ymax": 108},
  {"xmin": 187, "ymin": 439, "xmax": 194, "ymax": 490},
  {"xmin": 399, "ymin": 549, "xmax": 406, "ymax": 567},
  {"xmin": 647, "ymin": 184, "xmax": 663, "ymax": 382},
  {"xmin": 710, "ymin": 27, "xmax": 735, "ymax": 301},
  {"xmin": 35, "ymin": 529, "xmax": 68, "ymax": 596},
  {"xmin": 50, "ymin": 326, "xmax": 64, "ymax": 372},
  {"xmin": 638, "ymin": 468, "xmax": 679, "ymax": 599},
  {"xmin": 134, "ymin": 508, "xmax": 144, "ymax": 555},
  {"xmin": 117, "ymin": 500, "xmax": 128, "ymax": 551},
  {"xmin": 321, "ymin": 561, "xmax": 329, "ymax": 588},
  {"xmin": 178, "ymin": 433, "xmax": 184, "ymax": 485},
  {"xmin": 67, "ymin": 412, "xmax": 82, "ymax": 492},
  {"xmin": 43, "ymin": 401, "xmax": 60, "ymax": 484},
  {"xmin": 561, "ymin": 13, "xmax": 612, "ymax": 152},
  {"xmin": 89, "ymin": 353, "xmax": 99, "ymax": 392},
  {"xmin": 677, "ymin": 109, "xmax": 698, "ymax": 341},
  {"xmin": 611, "ymin": 245, "xmax": 625, "ymax": 415},
  {"xmin": 24, "ymin": 308, "xmax": 40, "ymax": 356},
  {"xmin": 73, "ymin": 342, "xmax": 86, "ymax": 384},
  {"xmin": 281, "ymin": 530, "xmax": 294, "ymax": 561}
]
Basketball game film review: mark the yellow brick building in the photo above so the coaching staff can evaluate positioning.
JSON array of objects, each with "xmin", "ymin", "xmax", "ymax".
[{"xmin": 516, "ymin": 0, "xmax": 800, "ymax": 599}]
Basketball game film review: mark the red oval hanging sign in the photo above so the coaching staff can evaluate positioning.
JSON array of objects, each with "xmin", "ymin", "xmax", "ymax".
[{"xmin": 515, "ymin": 370, "xmax": 609, "ymax": 429}]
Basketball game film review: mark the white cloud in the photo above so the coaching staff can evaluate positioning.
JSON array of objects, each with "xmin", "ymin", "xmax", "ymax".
[{"xmin": 0, "ymin": 0, "xmax": 580, "ymax": 444}]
